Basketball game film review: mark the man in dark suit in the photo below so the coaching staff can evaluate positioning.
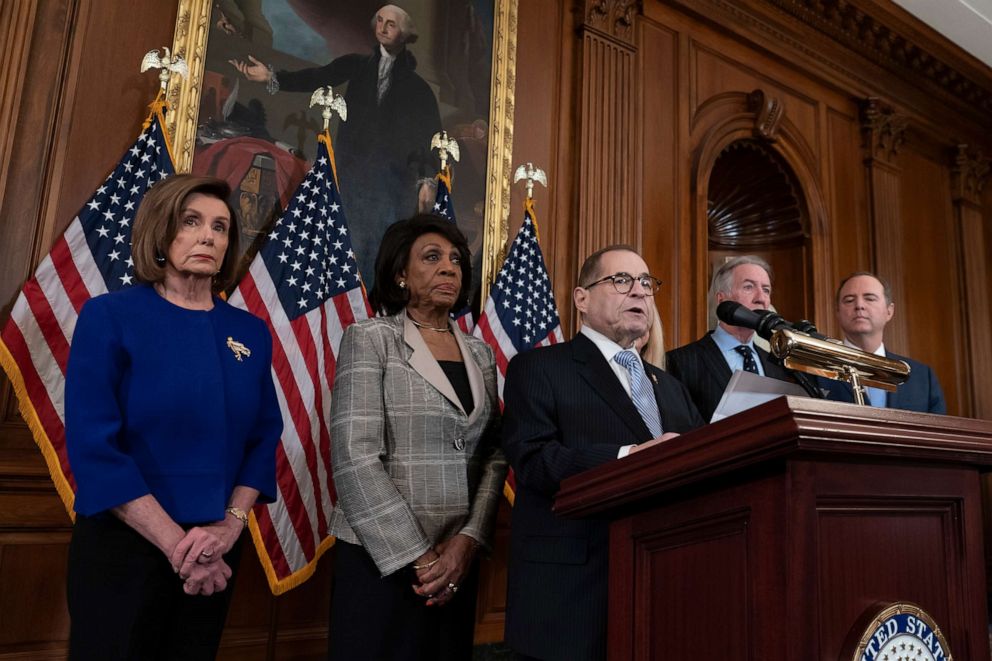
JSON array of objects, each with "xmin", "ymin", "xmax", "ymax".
[
  {"xmin": 229, "ymin": 5, "xmax": 442, "ymax": 283},
  {"xmin": 502, "ymin": 245, "xmax": 705, "ymax": 661},
  {"xmin": 817, "ymin": 272, "xmax": 946, "ymax": 413},
  {"xmin": 666, "ymin": 256, "xmax": 794, "ymax": 421}
]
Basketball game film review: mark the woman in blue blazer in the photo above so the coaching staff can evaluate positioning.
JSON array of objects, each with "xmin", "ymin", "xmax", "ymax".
[{"xmin": 65, "ymin": 175, "xmax": 282, "ymax": 659}]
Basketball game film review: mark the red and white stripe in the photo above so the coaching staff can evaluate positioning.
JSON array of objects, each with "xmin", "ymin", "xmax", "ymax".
[
  {"xmin": 0, "ymin": 217, "xmax": 109, "ymax": 510},
  {"xmin": 229, "ymin": 258, "xmax": 370, "ymax": 590}
]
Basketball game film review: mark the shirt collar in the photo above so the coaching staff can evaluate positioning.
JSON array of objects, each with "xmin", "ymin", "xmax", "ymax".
[
  {"xmin": 711, "ymin": 324, "xmax": 755, "ymax": 353},
  {"xmin": 580, "ymin": 325, "xmax": 637, "ymax": 362},
  {"xmin": 379, "ymin": 44, "xmax": 396, "ymax": 65}
]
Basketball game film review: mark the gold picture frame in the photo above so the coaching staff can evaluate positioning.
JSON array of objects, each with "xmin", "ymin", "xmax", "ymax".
[{"xmin": 165, "ymin": 0, "xmax": 516, "ymax": 300}]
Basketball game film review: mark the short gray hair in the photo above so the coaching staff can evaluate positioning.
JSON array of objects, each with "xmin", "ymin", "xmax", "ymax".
[{"xmin": 707, "ymin": 255, "xmax": 772, "ymax": 314}]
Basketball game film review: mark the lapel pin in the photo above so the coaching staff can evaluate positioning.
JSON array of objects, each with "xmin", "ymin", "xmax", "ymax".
[{"xmin": 227, "ymin": 336, "xmax": 251, "ymax": 362}]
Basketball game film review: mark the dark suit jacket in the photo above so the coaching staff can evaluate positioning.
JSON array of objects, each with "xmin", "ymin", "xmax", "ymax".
[
  {"xmin": 665, "ymin": 332, "xmax": 794, "ymax": 422},
  {"xmin": 502, "ymin": 333, "xmax": 704, "ymax": 661},
  {"xmin": 816, "ymin": 350, "xmax": 947, "ymax": 414}
]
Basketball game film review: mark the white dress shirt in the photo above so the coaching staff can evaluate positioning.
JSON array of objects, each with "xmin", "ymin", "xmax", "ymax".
[{"xmin": 579, "ymin": 325, "xmax": 645, "ymax": 458}]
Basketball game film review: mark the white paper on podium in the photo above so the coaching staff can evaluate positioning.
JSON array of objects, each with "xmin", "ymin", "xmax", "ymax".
[{"xmin": 709, "ymin": 370, "xmax": 810, "ymax": 423}]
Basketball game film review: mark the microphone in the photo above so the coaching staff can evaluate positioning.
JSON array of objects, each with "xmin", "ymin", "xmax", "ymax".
[
  {"xmin": 716, "ymin": 301, "xmax": 828, "ymax": 341},
  {"xmin": 715, "ymin": 300, "xmax": 827, "ymax": 398}
]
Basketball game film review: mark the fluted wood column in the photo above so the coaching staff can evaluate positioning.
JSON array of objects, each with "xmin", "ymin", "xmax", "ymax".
[
  {"xmin": 575, "ymin": 1, "xmax": 641, "ymax": 272},
  {"xmin": 0, "ymin": 1, "xmax": 38, "ymax": 211},
  {"xmin": 860, "ymin": 98, "xmax": 909, "ymax": 351},
  {"xmin": 952, "ymin": 145, "xmax": 992, "ymax": 419}
]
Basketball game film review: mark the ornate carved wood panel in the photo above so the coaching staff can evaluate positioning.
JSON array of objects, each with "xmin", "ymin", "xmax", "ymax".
[{"xmin": 574, "ymin": 0, "xmax": 642, "ymax": 289}]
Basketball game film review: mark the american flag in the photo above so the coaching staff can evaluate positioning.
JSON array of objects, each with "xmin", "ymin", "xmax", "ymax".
[
  {"xmin": 228, "ymin": 131, "xmax": 371, "ymax": 593},
  {"xmin": 0, "ymin": 107, "xmax": 175, "ymax": 514},
  {"xmin": 474, "ymin": 197, "xmax": 563, "ymax": 501},
  {"xmin": 433, "ymin": 168, "xmax": 475, "ymax": 333}
]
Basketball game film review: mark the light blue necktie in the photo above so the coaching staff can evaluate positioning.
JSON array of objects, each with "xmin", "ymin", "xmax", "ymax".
[
  {"xmin": 865, "ymin": 385, "xmax": 887, "ymax": 408},
  {"xmin": 613, "ymin": 350, "xmax": 663, "ymax": 438}
]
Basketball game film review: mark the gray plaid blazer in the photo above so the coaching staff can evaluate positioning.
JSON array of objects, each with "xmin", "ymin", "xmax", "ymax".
[{"xmin": 329, "ymin": 312, "xmax": 506, "ymax": 576}]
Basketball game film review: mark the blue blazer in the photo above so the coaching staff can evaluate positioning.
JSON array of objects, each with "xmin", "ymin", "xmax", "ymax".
[
  {"xmin": 817, "ymin": 350, "xmax": 947, "ymax": 414},
  {"xmin": 501, "ymin": 332, "xmax": 704, "ymax": 661},
  {"xmin": 66, "ymin": 285, "xmax": 282, "ymax": 524}
]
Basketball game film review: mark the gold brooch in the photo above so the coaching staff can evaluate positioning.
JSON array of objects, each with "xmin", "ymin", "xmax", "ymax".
[{"xmin": 227, "ymin": 337, "xmax": 251, "ymax": 362}]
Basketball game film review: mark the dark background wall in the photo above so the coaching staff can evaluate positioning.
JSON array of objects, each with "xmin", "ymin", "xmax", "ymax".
[{"xmin": 1, "ymin": 0, "xmax": 989, "ymax": 657}]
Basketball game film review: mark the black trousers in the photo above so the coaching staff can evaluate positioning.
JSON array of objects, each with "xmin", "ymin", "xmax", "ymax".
[
  {"xmin": 66, "ymin": 514, "xmax": 242, "ymax": 661},
  {"xmin": 328, "ymin": 541, "xmax": 479, "ymax": 661}
]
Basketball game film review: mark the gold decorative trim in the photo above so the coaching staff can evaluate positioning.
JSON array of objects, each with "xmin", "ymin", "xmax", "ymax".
[
  {"xmin": 481, "ymin": 0, "xmax": 518, "ymax": 304},
  {"xmin": 166, "ymin": 0, "xmax": 210, "ymax": 172},
  {"xmin": 848, "ymin": 602, "xmax": 953, "ymax": 661}
]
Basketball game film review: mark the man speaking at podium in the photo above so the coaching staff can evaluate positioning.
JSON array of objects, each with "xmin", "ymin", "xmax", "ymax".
[
  {"xmin": 819, "ymin": 272, "xmax": 946, "ymax": 413},
  {"xmin": 666, "ymin": 256, "xmax": 795, "ymax": 421},
  {"xmin": 501, "ymin": 245, "xmax": 703, "ymax": 661}
]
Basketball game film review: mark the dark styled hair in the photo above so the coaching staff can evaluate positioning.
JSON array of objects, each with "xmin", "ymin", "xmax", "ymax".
[
  {"xmin": 577, "ymin": 244, "xmax": 640, "ymax": 287},
  {"xmin": 132, "ymin": 174, "xmax": 240, "ymax": 293},
  {"xmin": 835, "ymin": 271, "xmax": 893, "ymax": 306},
  {"xmin": 369, "ymin": 214, "xmax": 472, "ymax": 315}
]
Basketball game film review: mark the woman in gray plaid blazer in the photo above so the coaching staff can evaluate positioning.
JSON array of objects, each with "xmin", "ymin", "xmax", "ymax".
[{"xmin": 327, "ymin": 215, "xmax": 506, "ymax": 660}]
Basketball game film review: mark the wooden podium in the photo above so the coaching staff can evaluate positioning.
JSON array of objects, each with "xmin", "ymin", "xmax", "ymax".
[{"xmin": 555, "ymin": 397, "xmax": 992, "ymax": 660}]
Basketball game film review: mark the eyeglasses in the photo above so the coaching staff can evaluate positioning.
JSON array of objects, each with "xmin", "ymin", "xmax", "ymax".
[{"xmin": 583, "ymin": 272, "xmax": 663, "ymax": 296}]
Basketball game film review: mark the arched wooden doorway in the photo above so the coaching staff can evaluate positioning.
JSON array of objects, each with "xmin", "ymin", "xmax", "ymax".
[{"xmin": 707, "ymin": 139, "xmax": 811, "ymax": 326}]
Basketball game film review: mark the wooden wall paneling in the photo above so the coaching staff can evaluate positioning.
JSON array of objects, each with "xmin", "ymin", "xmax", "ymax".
[
  {"xmin": 686, "ymin": 87, "xmax": 831, "ymax": 338},
  {"xmin": 897, "ymin": 147, "xmax": 964, "ymax": 417},
  {"xmin": 824, "ymin": 107, "xmax": 870, "ymax": 335},
  {"xmin": 0, "ymin": 1, "xmax": 38, "ymax": 218},
  {"xmin": 574, "ymin": 0, "xmax": 640, "ymax": 317},
  {"xmin": 951, "ymin": 146, "xmax": 992, "ymax": 420},
  {"xmin": 637, "ymin": 14, "xmax": 681, "ymax": 349},
  {"xmin": 513, "ymin": 0, "xmax": 574, "ymax": 332},
  {"xmin": 859, "ymin": 98, "xmax": 910, "ymax": 352}
]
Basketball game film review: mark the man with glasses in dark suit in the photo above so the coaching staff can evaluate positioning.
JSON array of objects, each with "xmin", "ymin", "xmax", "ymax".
[
  {"xmin": 666, "ymin": 255, "xmax": 795, "ymax": 422},
  {"xmin": 501, "ymin": 245, "xmax": 704, "ymax": 661}
]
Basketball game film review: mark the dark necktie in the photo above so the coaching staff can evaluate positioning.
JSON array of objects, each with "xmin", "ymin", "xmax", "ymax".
[{"xmin": 735, "ymin": 345, "xmax": 759, "ymax": 374}]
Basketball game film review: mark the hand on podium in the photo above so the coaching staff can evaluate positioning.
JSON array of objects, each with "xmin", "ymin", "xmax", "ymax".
[{"xmin": 628, "ymin": 431, "xmax": 680, "ymax": 454}]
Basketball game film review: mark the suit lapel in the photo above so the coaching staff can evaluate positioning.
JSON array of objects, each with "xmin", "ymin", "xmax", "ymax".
[
  {"xmin": 572, "ymin": 333, "xmax": 652, "ymax": 441},
  {"xmin": 883, "ymin": 350, "xmax": 896, "ymax": 408},
  {"xmin": 453, "ymin": 328, "xmax": 487, "ymax": 426},
  {"xmin": 701, "ymin": 334, "xmax": 733, "ymax": 382},
  {"xmin": 403, "ymin": 315, "xmax": 465, "ymax": 415}
]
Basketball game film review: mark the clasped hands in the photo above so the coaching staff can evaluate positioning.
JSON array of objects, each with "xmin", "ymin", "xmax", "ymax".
[
  {"xmin": 169, "ymin": 517, "xmax": 242, "ymax": 596},
  {"xmin": 410, "ymin": 534, "xmax": 478, "ymax": 607}
]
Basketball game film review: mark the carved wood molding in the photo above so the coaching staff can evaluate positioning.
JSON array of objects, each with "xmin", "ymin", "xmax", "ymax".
[
  {"xmin": 747, "ymin": 89, "xmax": 784, "ymax": 141},
  {"xmin": 768, "ymin": 0, "xmax": 992, "ymax": 117},
  {"xmin": 860, "ymin": 98, "xmax": 907, "ymax": 162},
  {"xmin": 584, "ymin": 0, "xmax": 641, "ymax": 46},
  {"xmin": 662, "ymin": 0, "xmax": 992, "ymax": 135},
  {"xmin": 951, "ymin": 145, "xmax": 991, "ymax": 206}
]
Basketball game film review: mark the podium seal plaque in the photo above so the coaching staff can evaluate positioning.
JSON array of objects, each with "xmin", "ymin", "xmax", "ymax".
[{"xmin": 849, "ymin": 602, "xmax": 953, "ymax": 661}]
